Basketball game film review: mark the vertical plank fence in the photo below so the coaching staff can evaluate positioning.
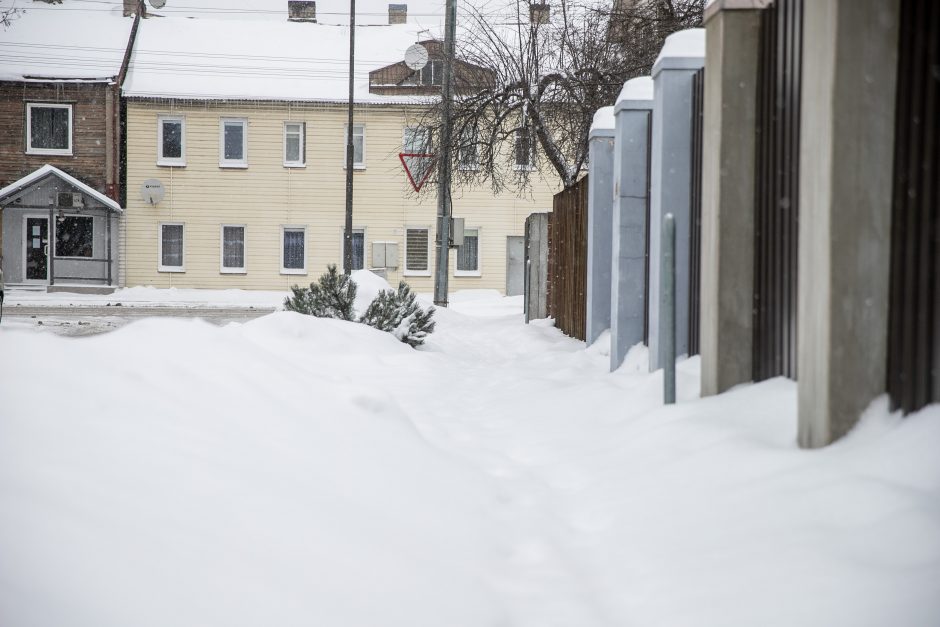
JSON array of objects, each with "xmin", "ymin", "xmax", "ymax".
[
  {"xmin": 887, "ymin": 0, "xmax": 940, "ymax": 414},
  {"xmin": 548, "ymin": 175, "xmax": 589, "ymax": 340},
  {"xmin": 688, "ymin": 67, "xmax": 705, "ymax": 356}
]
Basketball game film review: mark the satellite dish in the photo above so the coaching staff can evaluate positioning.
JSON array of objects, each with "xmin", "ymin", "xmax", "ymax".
[
  {"xmin": 404, "ymin": 44, "xmax": 429, "ymax": 71},
  {"xmin": 140, "ymin": 179, "xmax": 165, "ymax": 205},
  {"xmin": 149, "ymin": 0, "xmax": 166, "ymax": 8}
]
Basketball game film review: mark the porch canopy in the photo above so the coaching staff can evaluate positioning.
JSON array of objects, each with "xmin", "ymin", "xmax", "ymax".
[{"xmin": 0, "ymin": 165, "xmax": 122, "ymax": 287}]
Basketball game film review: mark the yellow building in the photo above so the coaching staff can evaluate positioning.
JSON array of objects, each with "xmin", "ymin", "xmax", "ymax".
[{"xmin": 121, "ymin": 15, "xmax": 557, "ymax": 294}]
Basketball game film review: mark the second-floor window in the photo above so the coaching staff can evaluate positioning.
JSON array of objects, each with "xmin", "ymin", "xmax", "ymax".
[
  {"xmin": 158, "ymin": 115, "xmax": 185, "ymax": 166},
  {"xmin": 344, "ymin": 124, "xmax": 365, "ymax": 169},
  {"xmin": 284, "ymin": 122, "xmax": 305, "ymax": 167},
  {"xmin": 220, "ymin": 118, "xmax": 248, "ymax": 168},
  {"xmin": 458, "ymin": 125, "xmax": 479, "ymax": 170},
  {"xmin": 26, "ymin": 103, "xmax": 72, "ymax": 155}
]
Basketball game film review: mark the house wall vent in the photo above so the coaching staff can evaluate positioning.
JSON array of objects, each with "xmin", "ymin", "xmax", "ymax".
[
  {"xmin": 57, "ymin": 192, "xmax": 83, "ymax": 208},
  {"xmin": 288, "ymin": 0, "xmax": 317, "ymax": 22},
  {"xmin": 388, "ymin": 4, "xmax": 407, "ymax": 24}
]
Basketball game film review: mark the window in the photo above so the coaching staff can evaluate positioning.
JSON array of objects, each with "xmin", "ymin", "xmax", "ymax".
[
  {"xmin": 219, "ymin": 118, "xmax": 248, "ymax": 167},
  {"xmin": 403, "ymin": 126, "xmax": 431, "ymax": 154},
  {"xmin": 351, "ymin": 229, "xmax": 364, "ymax": 270},
  {"xmin": 55, "ymin": 216, "xmax": 93, "ymax": 258},
  {"xmin": 405, "ymin": 227, "xmax": 430, "ymax": 275},
  {"xmin": 283, "ymin": 122, "xmax": 305, "ymax": 167},
  {"xmin": 458, "ymin": 125, "xmax": 478, "ymax": 170},
  {"xmin": 456, "ymin": 228, "xmax": 480, "ymax": 275},
  {"xmin": 282, "ymin": 227, "xmax": 306, "ymax": 273},
  {"xmin": 343, "ymin": 124, "xmax": 365, "ymax": 169},
  {"xmin": 515, "ymin": 123, "xmax": 534, "ymax": 169},
  {"xmin": 420, "ymin": 59, "xmax": 443, "ymax": 86},
  {"xmin": 221, "ymin": 225, "xmax": 246, "ymax": 273},
  {"xmin": 159, "ymin": 223, "xmax": 184, "ymax": 272},
  {"xmin": 26, "ymin": 103, "xmax": 72, "ymax": 155},
  {"xmin": 157, "ymin": 115, "xmax": 185, "ymax": 166}
]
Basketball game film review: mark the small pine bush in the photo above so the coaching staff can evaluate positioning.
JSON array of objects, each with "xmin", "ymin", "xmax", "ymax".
[
  {"xmin": 284, "ymin": 264, "xmax": 358, "ymax": 321},
  {"xmin": 359, "ymin": 280, "xmax": 436, "ymax": 347}
]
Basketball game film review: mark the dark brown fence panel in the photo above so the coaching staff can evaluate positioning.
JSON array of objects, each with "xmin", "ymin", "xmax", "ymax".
[
  {"xmin": 752, "ymin": 0, "xmax": 803, "ymax": 381},
  {"xmin": 887, "ymin": 0, "xmax": 940, "ymax": 414},
  {"xmin": 688, "ymin": 67, "xmax": 705, "ymax": 356},
  {"xmin": 547, "ymin": 175, "xmax": 589, "ymax": 340}
]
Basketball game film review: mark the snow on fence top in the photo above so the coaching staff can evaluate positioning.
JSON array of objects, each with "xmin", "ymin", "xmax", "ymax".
[
  {"xmin": 652, "ymin": 28, "xmax": 706, "ymax": 76},
  {"xmin": 0, "ymin": 6, "xmax": 133, "ymax": 82},
  {"xmin": 589, "ymin": 106, "xmax": 615, "ymax": 134},
  {"xmin": 616, "ymin": 76, "xmax": 654, "ymax": 106},
  {"xmin": 122, "ymin": 17, "xmax": 439, "ymax": 103}
]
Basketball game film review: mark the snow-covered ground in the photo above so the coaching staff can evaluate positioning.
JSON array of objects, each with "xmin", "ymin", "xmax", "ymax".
[{"xmin": 1, "ymin": 276, "xmax": 938, "ymax": 627}]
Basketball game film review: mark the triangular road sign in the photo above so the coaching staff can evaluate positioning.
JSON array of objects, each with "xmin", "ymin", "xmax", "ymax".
[{"xmin": 399, "ymin": 153, "xmax": 437, "ymax": 192}]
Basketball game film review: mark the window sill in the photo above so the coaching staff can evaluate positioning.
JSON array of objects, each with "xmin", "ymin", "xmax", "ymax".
[
  {"xmin": 513, "ymin": 165, "xmax": 536, "ymax": 172},
  {"xmin": 220, "ymin": 268, "xmax": 247, "ymax": 274},
  {"xmin": 26, "ymin": 148, "xmax": 72, "ymax": 157},
  {"xmin": 454, "ymin": 270, "xmax": 482, "ymax": 277},
  {"xmin": 280, "ymin": 269, "xmax": 307, "ymax": 275},
  {"xmin": 343, "ymin": 165, "xmax": 367, "ymax": 171},
  {"xmin": 219, "ymin": 163, "xmax": 249, "ymax": 169},
  {"xmin": 283, "ymin": 163, "xmax": 306, "ymax": 169},
  {"xmin": 157, "ymin": 160, "xmax": 186, "ymax": 167},
  {"xmin": 158, "ymin": 267, "xmax": 185, "ymax": 273}
]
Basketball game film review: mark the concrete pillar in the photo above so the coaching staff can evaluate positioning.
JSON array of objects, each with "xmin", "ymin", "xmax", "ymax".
[
  {"xmin": 648, "ymin": 29, "xmax": 705, "ymax": 371},
  {"xmin": 699, "ymin": 2, "xmax": 762, "ymax": 396},
  {"xmin": 610, "ymin": 77, "xmax": 654, "ymax": 371},
  {"xmin": 586, "ymin": 107, "xmax": 616, "ymax": 346},
  {"xmin": 797, "ymin": 0, "xmax": 899, "ymax": 447}
]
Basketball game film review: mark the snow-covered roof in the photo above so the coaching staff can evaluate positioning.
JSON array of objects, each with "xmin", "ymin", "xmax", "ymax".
[
  {"xmin": 652, "ymin": 28, "xmax": 706, "ymax": 76},
  {"xmin": 123, "ymin": 17, "xmax": 440, "ymax": 103},
  {"xmin": 0, "ymin": 164, "xmax": 123, "ymax": 212},
  {"xmin": 0, "ymin": 1, "xmax": 133, "ymax": 82}
]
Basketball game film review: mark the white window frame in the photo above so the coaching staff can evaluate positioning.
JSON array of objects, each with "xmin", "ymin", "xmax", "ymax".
[
  {"xmin": 404, "ymin": 226, "xmax": 431, "ymax": 277},
  {"xmin": 26, "ymin": 103, "xmax": 72, "ymax": 156},
  {"xmin": 457, "ymin": 125, "xmax": 479, "ymax": 171},
  {"xmin": 343, "ymin": 124, "xmax": 366, "ymax": 170},
  {"xmin": 280, "ymin": 225, "xmax": 307, "ymax": 275},
  {"xmin": 220, "ymin": 224, "xmax": 247, "ymax": 274},
  {"xmin": 158, "ymin": 222, "xmax": 185, "ymax": 273},
  {"xmin": 219, "ymin": 118, "xmax": 248, "ymax": 168},
  {"xmin": 157, "ymin": 115, "xmax": 186, "ymax": 166},
  {"xmin": 402, "ymin": 126, "xmax": 431, "ymax": 154},
  {"xmin": 454, "ymin": 227, "xmax": 482, "ymax": 277},
  {"xmin": 338, "ymin": 226, "xmax": 366, "ymax": 270},
  {"xmin": 283, "ymin": 121, "xmax": 305, "ymax": 168}
]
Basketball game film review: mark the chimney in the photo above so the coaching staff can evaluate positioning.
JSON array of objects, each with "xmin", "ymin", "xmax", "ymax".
[
  {"xmin": 388, "ymin": 4, "xmax": 407, "ymax": 24},
  {"xmin": 122, "ymin": 0, "xmax": 141, "ymax": 17},
  {"xmin": 288, "ymin": 0, "xmax": 317, "ymax": 22},
  {"xmin": 529, "ymin": 3, "xmax": 549, "ymax": 24}
]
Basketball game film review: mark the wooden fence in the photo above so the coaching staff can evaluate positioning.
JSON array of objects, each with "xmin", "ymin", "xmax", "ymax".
[{"xmin": 547, "ymin": 175, "xmax": 589, "ymax": 340}]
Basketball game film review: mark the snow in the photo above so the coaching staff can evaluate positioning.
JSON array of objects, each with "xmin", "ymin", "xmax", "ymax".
[
  {"xmin": 654, "ymin": 27, "xmax": 706, "ymax": 65},
  {"xmin": 0, "ymin": 1, "xmax": 132, "ymax": 81},
  {"xmin": 590, "ymin": 106, "xmax": 615, "ymax": 133},
  {"xmin": 123, "ymin": 17, "xmax": 439, "ymax": 103},
  {"xmin": 3, "ymin": 286, "xmax": 287, "ymax": 309},
  {"xmin": 616, "ymin": 76, "xmax": 654, "ymax": 105},
  {"xmin": 2, "ymin": 287, "xmax": 939, "ymax": 626}
]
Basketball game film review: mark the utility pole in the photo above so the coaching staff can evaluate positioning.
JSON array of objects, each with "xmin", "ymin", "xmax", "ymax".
[
  {"xmin": 432, "ymin": 0, "xmax": 458, "ymax": 306},
  {"xmin": 343, "ymin": 0, "xmax": 356, "ymax": 275}
]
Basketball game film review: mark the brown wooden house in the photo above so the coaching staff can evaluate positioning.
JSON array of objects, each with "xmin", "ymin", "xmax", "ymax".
[{"xmin": 368, "ymin": 40, "xmax": 495, "ymax": 96}]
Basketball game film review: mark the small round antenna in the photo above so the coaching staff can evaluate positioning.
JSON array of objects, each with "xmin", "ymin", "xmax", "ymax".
[
  {"xmin": 404, "ymin": 44, "xmax": 429, "ymax": 71},
  {"xmin": 140, "ymin": 179, "xmax": 165, "ymax": 205},
  {"xmin": 149, "ymin": 0, "xmax": 166, "ymax": 9}
]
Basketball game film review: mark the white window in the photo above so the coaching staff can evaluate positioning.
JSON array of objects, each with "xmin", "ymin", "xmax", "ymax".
[
  {"xmin": 283, "ymin": 122, "xmax": 305, "ymax": 167},
  {"xmin": 339, "ymin": 227, "xmax": 365, "ymax": 270},
  {"xmin": 405, "ymin": 227, "xmax": 430, "ymax": 275},
  {"xmin": 419, "ymin": 59, "xmax": 443, "ymax": 86},
  {"xmin": 220, "ymin": 225, "xmax": 246, "ymax": 273},
  {"xmin": 281, "ymin": 226, "xmax": 306, "ymax": 274},
  {"xmin": 343, "ymin": 124, "xmax": 365, "ymax": 169},
  {"xmin": 159, "ymin": 223, "xmax": 184, "ymax": 272},
  {"xmin": 55, "ymin": 216, "xmax": 94, "ymax": 258},
  {"xmin": 458, "ymin": 124, "xmax": 479, "ymax": 170},
  {"xmin": 403, "ymin": 126, "xmax": 431, "ymax": 154},
  {"xmin": 157, "ymin": 115, "xmax": 185, "ymax": 166},
  {"xmin": 219, "ymin": 118, "xmax": 248, "ymax": 168},
  {"xmin": 26, "ymin": 103, "xmax": 72, "ymax": 155},
  {"xmin": 455, "ymin": 227, "xmax": 480, "ymax": 276}
]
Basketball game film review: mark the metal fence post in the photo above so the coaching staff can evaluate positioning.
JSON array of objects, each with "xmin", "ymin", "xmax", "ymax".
[{"xmin": 663, "ymin": 213, "xmax": 676, "ymax": 404}]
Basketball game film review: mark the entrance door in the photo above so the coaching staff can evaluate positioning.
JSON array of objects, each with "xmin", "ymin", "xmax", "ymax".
[
  {"xmin": 24, "ymin": 217, "xmax": 49, "ymax": 282},
  {"xmin": 506, "ymin": 236, "xmax": 524, "ymax": 296}
]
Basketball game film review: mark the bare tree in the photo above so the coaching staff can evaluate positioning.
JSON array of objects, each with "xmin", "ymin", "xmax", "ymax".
[
  {"xmin": 417, "ymin": 0, "xmax": 703, "ymax": 194},
  {"xmin": 1, "ymin": 1, "xmax": 26, "ymax": 29}
]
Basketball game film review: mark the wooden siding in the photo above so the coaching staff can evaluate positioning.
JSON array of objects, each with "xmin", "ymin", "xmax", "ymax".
[
  {"xmin": 547, "ymin": 176, "xmax": 588, "ymax": 340},
  {"xmin": 123, "ymin": 99, "xmax": 557, "ymax": 292},
  {"xmin": 0, "ymin": 81, "xmax": 116, "ymax": 194}
]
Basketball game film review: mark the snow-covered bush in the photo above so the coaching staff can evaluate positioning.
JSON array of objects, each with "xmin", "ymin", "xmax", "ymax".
[
  {"xmin": 284, "ymin": 264, "xmax": 358, "ymax": 321},
  {"xmin": 359, "ymin": 281, "xmax": 436, "ymax": 347}
]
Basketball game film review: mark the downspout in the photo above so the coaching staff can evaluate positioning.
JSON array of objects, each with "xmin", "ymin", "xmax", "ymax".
[{"xmin": 114, "ymin": 0, "xmax": 143, "ymax": 203}]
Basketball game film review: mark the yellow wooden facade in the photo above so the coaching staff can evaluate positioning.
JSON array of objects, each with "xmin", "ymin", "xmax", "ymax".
[{"xmin": 123, "ymin": 99, "xmax": 558, "ymax": 293}]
